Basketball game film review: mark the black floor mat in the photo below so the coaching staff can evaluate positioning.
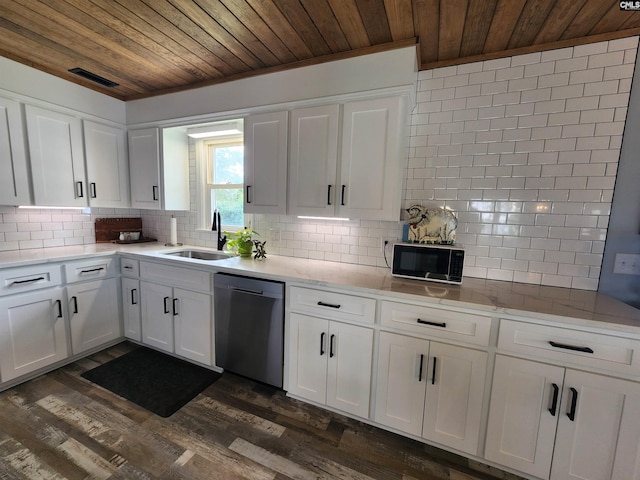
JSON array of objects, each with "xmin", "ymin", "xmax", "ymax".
[{"xmin": 81, "ymin": 346, "xmax": 221, "ymax": 417}]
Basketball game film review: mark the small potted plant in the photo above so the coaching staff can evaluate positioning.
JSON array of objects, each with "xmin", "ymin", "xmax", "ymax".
[{"xmin": 225, "ymin": 226, "xmax": 258, "ymax": 257}]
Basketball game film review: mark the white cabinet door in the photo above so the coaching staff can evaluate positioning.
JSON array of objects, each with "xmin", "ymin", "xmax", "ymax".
[
  {"xmin": 141, "ymin": 281, "xmax": 174, "ymax": 352},
  {"xmin": 244, "ymin": 111, "xmax": 288, "ymax": 214},
  {"xmin": 121, "ymin": 277, "xmax": 141, "ymax": 341},
  {"xmin": 0, "ymin": 97, "xmax": 31, "ymax": 205},
  {"xmin": 338, "ymin": 96, "xmax": 405, "ymax": 221},
  {"xmin": 287, "ymin": 312, "xmax": 328, "ymax": 404},
  {"xmin": 161, "ymin": 126, "xmax": 190, "ymax": 211},
  {"xmin": 326, "ymin": 320, "xmax": 373, "ymax": 418},
  {"xmin": 374, "ymin": 331, "xmax": 428, "ymax": 436},
  {"xmin": 128, "ymin": 128, "xmax": 161, "ymax": 209},
  {"xmin": 0, "ymin": 287, "xmax": 67, "ymax": 382},
  {"xmin": 423, "ymin": 342, "xmax": 487, "ymax": 455},
  {"xmin": 26, "ymin": 105, "xmax": 86, "ymax": 207},
  {"xmin": 551, "ymin": 370, "xmax": 640, "ymax": 480},
  {"xmin": 83, "ymin": 120, "xmax": 129, "ymax": 208},
  {"xmin": 288, "ymin": 104, "xmax": 339, "ymax": 217},
  {"xmin": 173, "ymin": 288, "xmax": 212, "ymax": 365},
  {"xmin": 485, "ymin": 355, "xmax": 565, "ymax": 479},
  {"xmin": 67, "ymin": 278, "xmax": 121, "ymax": 355}
]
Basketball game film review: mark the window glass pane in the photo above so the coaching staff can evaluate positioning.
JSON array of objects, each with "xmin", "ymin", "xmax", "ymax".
[
  {"xmin": 212, "ymin": 146, "xmax": 243, "ymax": 185},
  {"xmin": 210, "ymin": 189, "xmax": 244, "ymax": 227}
]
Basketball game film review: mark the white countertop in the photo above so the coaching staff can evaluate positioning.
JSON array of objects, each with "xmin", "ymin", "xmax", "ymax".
[{"xmin": 1, "ymin": 243, "xmax": 639, "ymax": 334}]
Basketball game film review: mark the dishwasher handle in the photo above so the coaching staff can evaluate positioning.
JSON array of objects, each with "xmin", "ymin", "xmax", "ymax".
[{"xmin": 231, "ymin": 286, "xmax": 264, "ymax": 296}]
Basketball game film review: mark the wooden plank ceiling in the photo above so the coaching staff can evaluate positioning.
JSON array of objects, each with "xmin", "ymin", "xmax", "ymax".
[{"xmin": 1, "ymin": 0, "xmax": 640, "ymax": 101}]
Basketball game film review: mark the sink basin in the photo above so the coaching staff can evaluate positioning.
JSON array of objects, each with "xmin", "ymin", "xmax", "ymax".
[{"xmin": 162, "ymin": 249, "xmax": 232, "ymax": 261}]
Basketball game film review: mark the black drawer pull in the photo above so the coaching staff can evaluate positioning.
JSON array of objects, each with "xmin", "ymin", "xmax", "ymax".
[
  {"xmin": 327, "ymin": 184, "xmax": 332, "ymax": 205},
  {"xmin": 55, "ymin": 299, "xmax": 63, "ymax": 318},
  {"xmin": 549, "ymin": 383, "xmax": 559, "ymax": 416},
  {"xmin": 11, "ymin": 276, "xmax": 45, "ymax": 285},
  {"xmin": 76, "ymin": 181, "xmax": 84, "ymax": 198},
  {"xmin": 320, "ymin": 332, "xmax": 326, "ymax": 356},
  {"xmin": 80, "ymin": 267, "xmax": 105, "ymax": 274},
  {"xmin": 246, "ymin": 185, "xmax": 252, "ymax": 204},
  {"xmin": 71, "ymin": 296, "xmax": 78, "ymax": 314},
  {"xmin": 549, "ymin": 341, "xmax": 594, "ymax": 354},
  {"xmin": 417, "ymin": 319, "xmax": 447, "ymax": 328},
  {"xmin": 418, "ymin": 354, "xmax": 424, "ymax": 382},
  {"xmin": 340, "ymin": 185, "xmax": 346, "ymax": 205},
  {"xmin": 173, "ymin": 298, "xmax": 179, "ymax": 316},
  {"xmin": 90, "ymin": 182, "xmax": 97, "ymax": 198},
  {"xmin": 131, "ymin": 288, "xmax": 137, "ymax": 305},
  {"xmin": 317, "ymin": 301, "xmax": 341, "ymax": 309},
  {"xmin": 329, "ymin": 334, "xmax": 335, "ymax": 358},
  {"xmin": 152, "ymin": 185, "xmax": 159, "ymax": 201}
]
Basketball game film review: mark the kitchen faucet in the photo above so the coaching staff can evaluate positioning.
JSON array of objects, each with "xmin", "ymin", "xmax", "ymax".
[{"xmin": 214, "ymin": 210, "xmax": 227, "ymax": 251}]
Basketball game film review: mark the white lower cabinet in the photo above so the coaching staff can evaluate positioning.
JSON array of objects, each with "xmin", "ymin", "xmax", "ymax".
[
  {"xmin": 0, "ymin": 287, "xmax": 68, "ymax": 382},
  {"xmin": 485, "ymin": 355, "xmax": 640, "ymax": 480},
  {"xmin": 288, "ymin": 312, "xmax": 373, "ymax": 418},
  {"xmin": 67, "ymin": 278, "xmax": 121, "ymax": 355},
  {"xmin": 374, "ymin": 331, "xmax": 487, "ymax": 455},
  {"xmin": 121, "ymin": 277, "xmax": 141, "ymax": 341},
  {"xmin": 139, "ymin": 262, "xmax": 212, "ymax": 366}
]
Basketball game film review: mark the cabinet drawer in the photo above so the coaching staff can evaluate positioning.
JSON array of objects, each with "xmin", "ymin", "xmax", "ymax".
[
  {"xmin": 0, "ymin": 264, "xmax": 62, "ymax": 296},
  {"xmin": 140, "ymin": 261, "xmax": 211, "ymax": 293},
  {"xmin": 289, "ymin": 286, "xmax": 375, "ymax": 325},
  {"xmin": 380, "ymin": 301, "xmax": 491, "ymax": 346},
  {"xmin": 65, "ymin": 257, "xmax": 115, "ymax": 283},
  {"xmin": 498, "ymin": 319, "xmax": 640, "ymax": 375},
  {"xmin": 120, "ymin": 257, "xmax": 139, "ymax": 276}
]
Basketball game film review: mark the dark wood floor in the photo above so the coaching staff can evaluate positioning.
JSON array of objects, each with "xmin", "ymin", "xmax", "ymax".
[{"xmin": 0, "ymin": 342, "xmax": 524, "ymax": 480}]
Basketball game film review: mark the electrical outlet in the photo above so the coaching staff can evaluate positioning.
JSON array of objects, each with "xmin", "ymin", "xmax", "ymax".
[
  {"xmin": 380, "ymin": 237, "xmax": 398, "ymax": 254},
  {"xmin": 613, "ymin": 253, "xmax": 640, "ymax": 275}
]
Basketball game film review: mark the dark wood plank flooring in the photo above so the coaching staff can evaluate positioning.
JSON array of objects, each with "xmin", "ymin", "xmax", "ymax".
[{"xmin": 0, "ymin": 342, "xmax": 525, "ymax": 480}]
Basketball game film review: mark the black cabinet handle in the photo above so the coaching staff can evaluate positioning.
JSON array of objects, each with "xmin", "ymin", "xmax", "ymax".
[
  {"xmin": 11, "ymin": 276, "xmax": 45, "ymax": 285},
  {"xmin": 173, "ymin": 298, "xmax": 179, "ymax": 316},
  {"xmin": 327, "ymin": 185, "xmax": 332, "ymax": 205},
  {"xmin": 131, "ymin": 288, "xmax": 137, "ymax": 305},
  {"xmin": 246, "ymin": 185, "xmax": 252, "ymax": 204},
  {"xmin": 317, "ymin": 301, "xmax": 341, "ymax": 309},
  {"xmin": 320, "ymin": 332, "xmax": 326, "ymax": 356},
  {"xmin": 55, "ymin": 299, "xmax": 63, "ymax": 318},
  {"xmin": 76, "ymin": 181, "xmax": 84, "ymax": 198},
  {"xmin": 163, "ymin": 296, "xmax": 170, "ymax": 314},
  {"xmin": 71, "ymin": 296, "xmax": 78, "ymax": 314},
  {"xmin": 549, "ymin": 383, "xmax": 559, "ymax": 416},
  {"xmin": 417, "ymin": 319, "xmax": 447, "ymax": 328},
  {"xmin": 340, "ymin": 185, "xmax": 346, "ymax": 205},
  {"xmin": 152, "ymin": 185, "xmax": 159, "ymax": 201},
  {"xmin": 80, "ymin": 267, "xmax": 104, "ymax": 274},
  {"xmin": 568, "ymin": 387, "xmax": 578, "ymax": 421},
  {"xmin": 90, "ymin": 182, "xmax": 97, "ymax": 198},
  {"xmin": 418, "ymin": 354, "xmax": 424, "ymax": 382},
  {"xmin": 431, "ymin": 357, "xmax": 437, "ymax": 385},
  {"xmin": 329, "ymin": 334, "xmax": 335, "ymax": 358},
  {"xmin": 549, "ymin": 341, "xmax": 594, "ymax": 354}
]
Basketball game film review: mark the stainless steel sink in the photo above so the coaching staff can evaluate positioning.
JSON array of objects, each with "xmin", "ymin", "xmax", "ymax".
[{"xmin": 162, "ymin": 249, "xmax": 232, "ymax": 261}]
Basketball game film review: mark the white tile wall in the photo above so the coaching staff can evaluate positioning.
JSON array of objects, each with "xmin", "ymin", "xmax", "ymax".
[{"xmin": 0, "ymin": 37, "xmax": 636, "ymax": 291}]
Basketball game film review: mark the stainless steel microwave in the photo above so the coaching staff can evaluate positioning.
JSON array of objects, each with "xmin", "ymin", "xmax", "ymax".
[{"xmin": 391, "ymin": 243, "xmax": 465, "ymax": 284}]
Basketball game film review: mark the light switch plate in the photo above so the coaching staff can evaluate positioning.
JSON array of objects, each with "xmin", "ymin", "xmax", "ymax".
[{"xmin": 613, "ymin": 253, "xmax": 640, "ymax": 275}]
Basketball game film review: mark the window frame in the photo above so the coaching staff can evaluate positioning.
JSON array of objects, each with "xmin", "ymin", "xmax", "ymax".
[{"xmin": 196, "ymin": 134, "xmax": 246, "ymax": 232}]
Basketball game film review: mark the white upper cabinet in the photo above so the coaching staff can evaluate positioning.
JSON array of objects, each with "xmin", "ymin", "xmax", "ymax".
[
  {"xmin": 288, "ymin": 104, "xmax": 340, "ymax": 217},
  {"xmin": 244, "ymin": 111, "xmax": 288, "ymax": 214},
  {"xmin": 25, "ymin": 105, "xmax": 87, "ymax": 207},
  {"xmin": 83, "ymin": 120, "xmax": 129, "ymax": 208},
  {"xmin": 128, "ymin": 127, "xmax": 189, "ymax": 211},
  {"xmin": 288, "ymin": 95, "xmax": 408, "ymax": 220},
  {"xmin": 339, "ymin": 96, "xmax": 406, "ymax": 221},
  {"xmin": 0, "ymin": 97, "xmax": 31, "ymax": 206}
]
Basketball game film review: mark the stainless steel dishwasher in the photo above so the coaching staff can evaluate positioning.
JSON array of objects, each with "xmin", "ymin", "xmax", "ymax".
[{"xmin": 214, "ymin": 273, "xmax": 284, "ymax": 388}]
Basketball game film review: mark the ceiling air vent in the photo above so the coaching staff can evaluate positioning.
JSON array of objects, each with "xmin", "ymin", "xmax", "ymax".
[{"xmin": 68, "ymin": 68, "xmax": 119, "ymax": 87}]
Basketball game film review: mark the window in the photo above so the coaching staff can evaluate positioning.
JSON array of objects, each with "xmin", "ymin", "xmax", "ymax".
[{"xmin": 201, "ymin": 135, "xmax": 244, "ymax": 228}]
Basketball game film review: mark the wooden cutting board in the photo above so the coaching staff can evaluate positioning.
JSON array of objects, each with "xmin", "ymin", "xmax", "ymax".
[{"xmin": 95, "ymin": 217, "xmax": 143, "ymax": 243}]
